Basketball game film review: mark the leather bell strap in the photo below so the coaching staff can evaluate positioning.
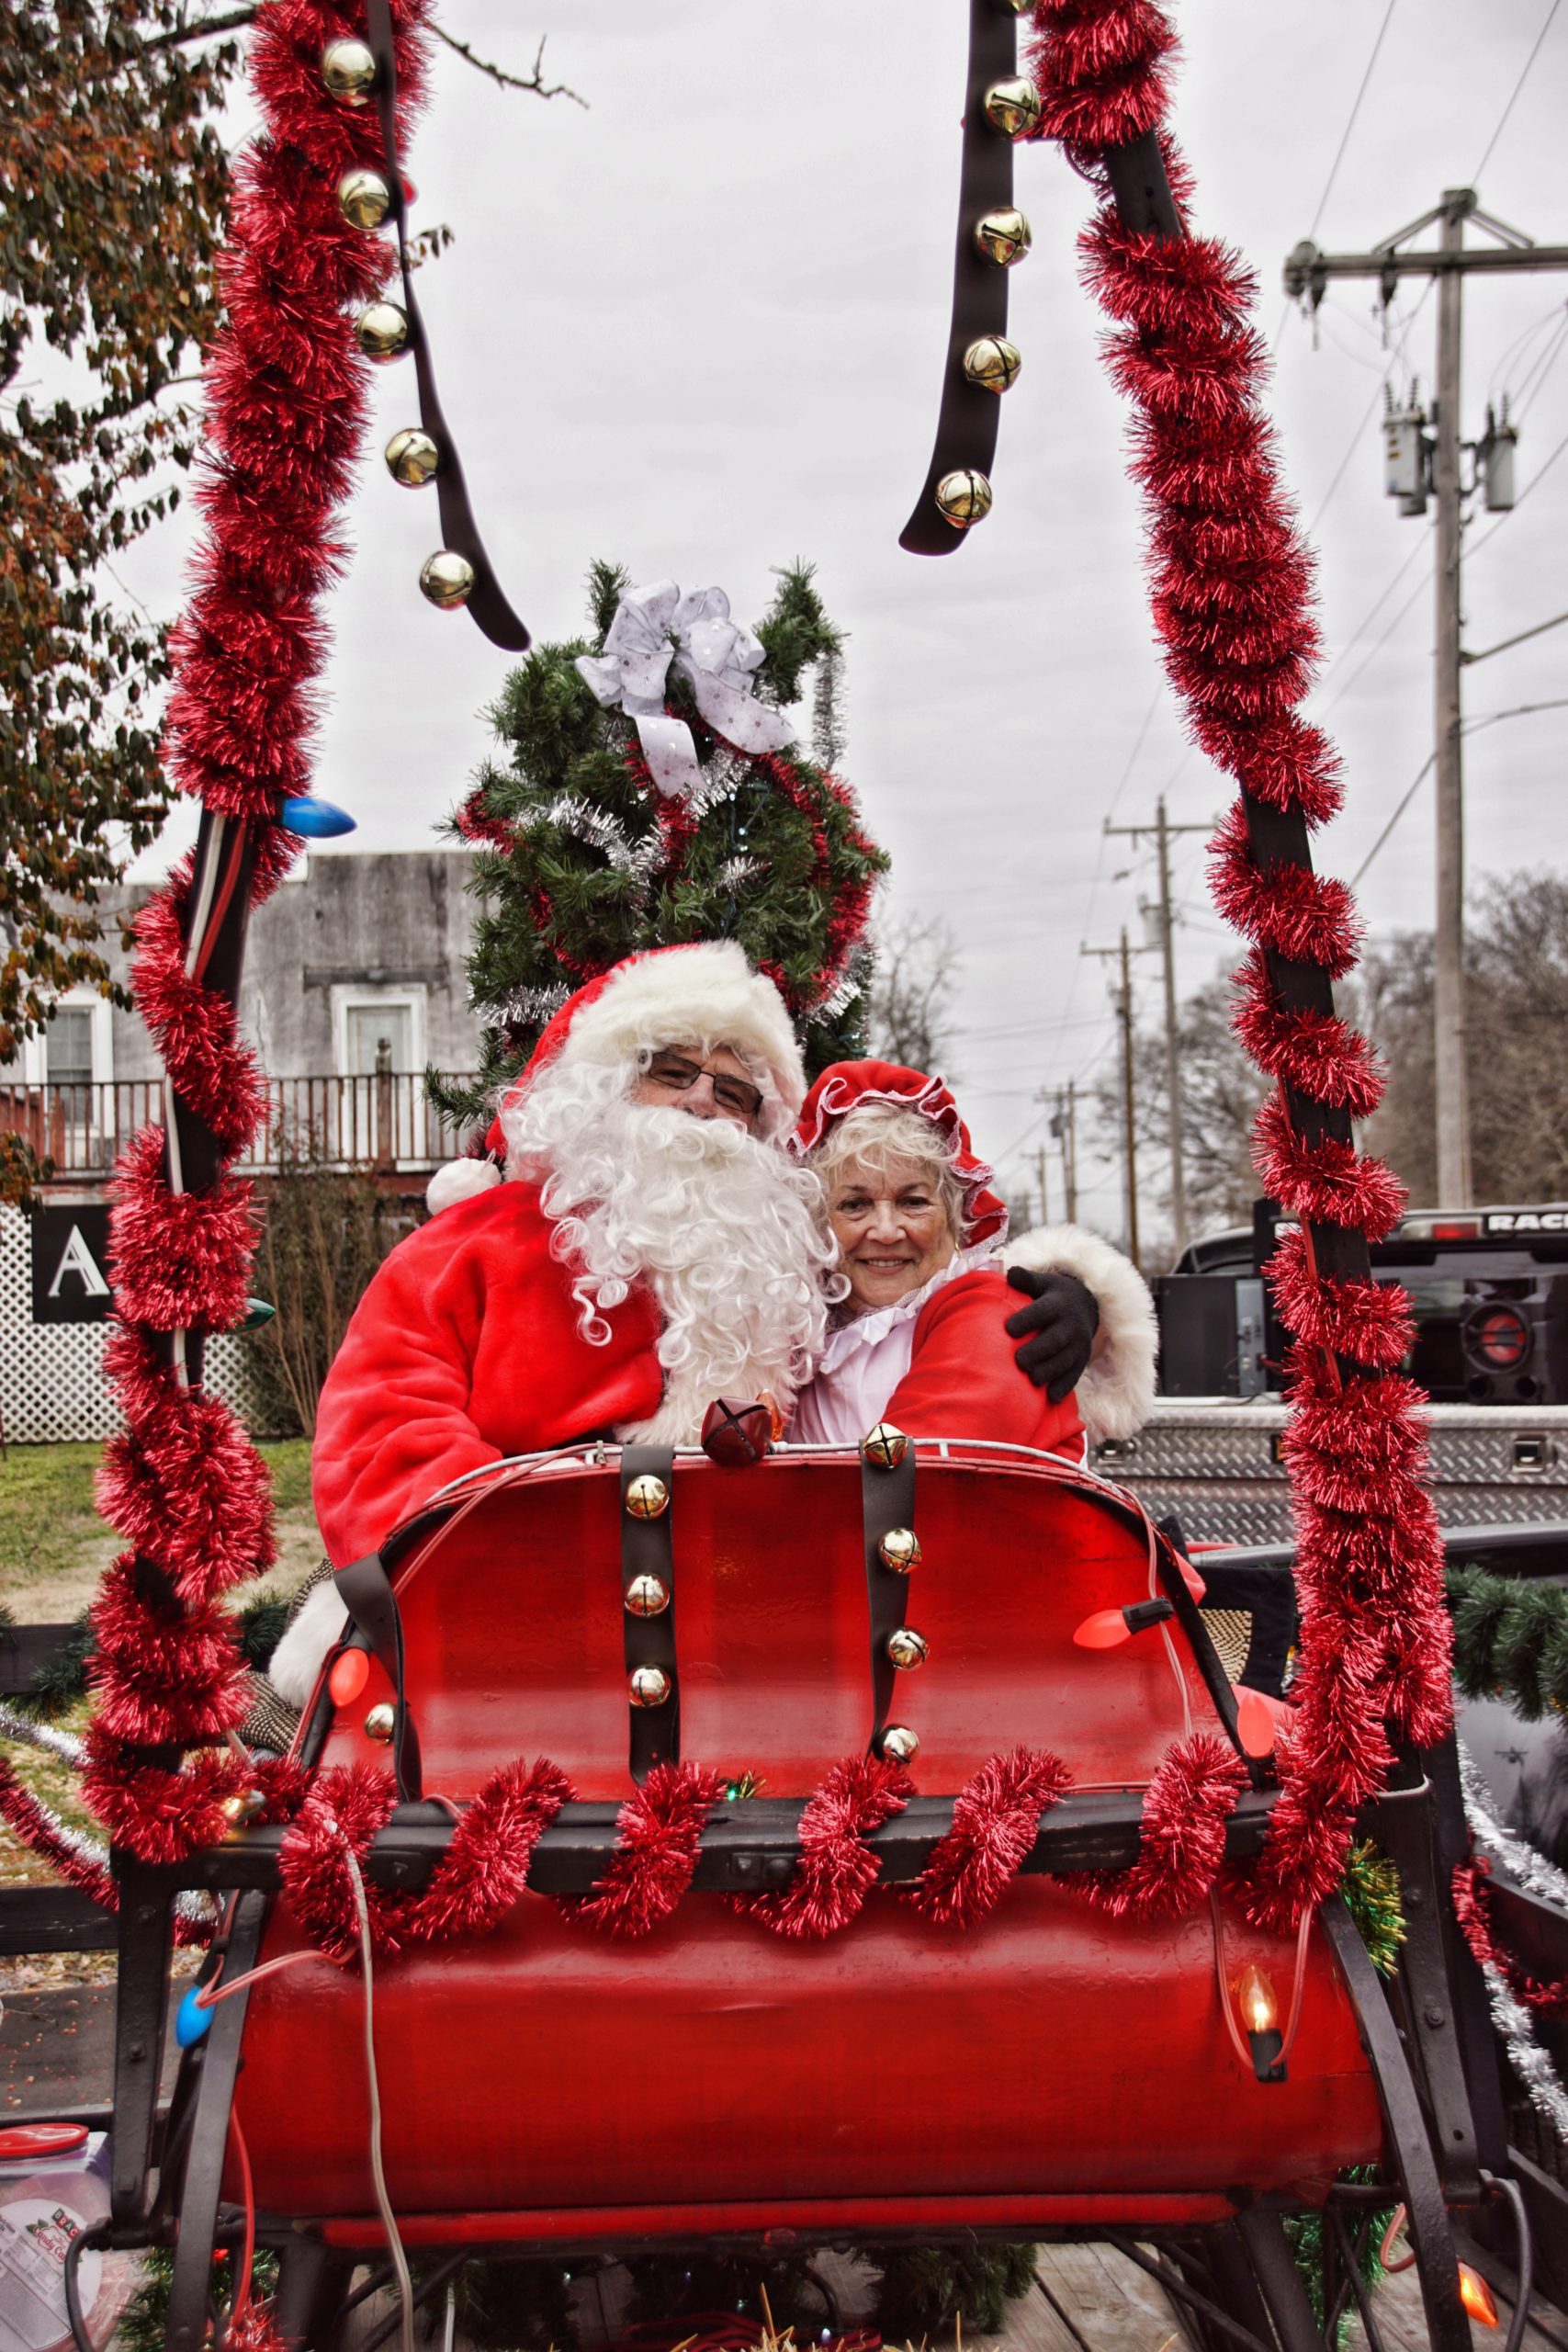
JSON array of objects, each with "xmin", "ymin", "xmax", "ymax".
[
  {"xmin": 1149, "ymin": 1512, "xmax": 1261, "ymax": 1787},
  {"xmin": 898, "ymin": 0, "xmax": 1016, "ymax": 556},
  {"xmin": 620, "ymin": 1444, "xmax": 679, "ymax": 1782},
  {"xmin": 333, "ymin": 1551, "xmax": 423, "ymax": 1803},
  {"xmin": 860, "ymin": 1442, "xmax": 918, "ymax": 1749},
  {"xmin": 363, "ymin": 0, "xmax": 530, "ymax": 651}
]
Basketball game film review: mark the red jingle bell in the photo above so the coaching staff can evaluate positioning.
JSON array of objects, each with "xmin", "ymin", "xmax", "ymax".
[{"xmin": 700, "ymin": 1396, "xmax": 776, "ymax": 1468}]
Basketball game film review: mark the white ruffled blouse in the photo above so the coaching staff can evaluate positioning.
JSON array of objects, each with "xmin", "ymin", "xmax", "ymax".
[{"xmin": 787, "ymin": 1245, "xmax": 997, "ymax": 1447}]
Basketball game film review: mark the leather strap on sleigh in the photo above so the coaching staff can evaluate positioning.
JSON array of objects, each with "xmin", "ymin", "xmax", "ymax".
[
  {"xmin": 621, "ymin": 1443, "xmax": 679, "ymax": 1781},
  {"xmin": 333, "ymin": 1550, "xmax": 423, "ymax": 1803}
]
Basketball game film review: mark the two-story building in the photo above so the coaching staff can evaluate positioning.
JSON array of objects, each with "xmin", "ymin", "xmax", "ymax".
[{"xmin": 0, "ymin": 850, "xmax": 485, "ymax": 1441}]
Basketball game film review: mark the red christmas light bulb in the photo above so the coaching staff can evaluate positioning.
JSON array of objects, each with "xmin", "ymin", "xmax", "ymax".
[
  {"xmin": 329, "ymin": 1649, "xmax": 369, "ymax": 1706},
  {"xmin": 1073, "ymin": 1609, "xmax": 1130, "ymax": 1650}
]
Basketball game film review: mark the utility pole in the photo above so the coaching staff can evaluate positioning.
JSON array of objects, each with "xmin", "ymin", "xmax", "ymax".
[
  {"xmin": 1104, "ymin": 798, "xmax": 1211, "ymax": 1255},
  {"xmin": 1033, "ymin": 1144, "xmax": 1049, "ymax": 1229},
  {"xmin": 1085, "ymin": 932, "xmax": 1157, "ymax": 1268},
  {"xmin": 1284, "ymin": 193, "xmax": 1568, "ymax": 1207},
  {"xmin": 1053, "ymin": 1081, "xmax": 1078, "ymax": 1226}
]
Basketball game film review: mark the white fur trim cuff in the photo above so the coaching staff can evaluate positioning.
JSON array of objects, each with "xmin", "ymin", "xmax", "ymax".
[
  {"xmin": 266, "ymin": 1577, "xmax": 350, "ymax": 1711},
  {"xmin": 1000, "ymin": 1223, "xmax": 1158, "ymax": 1442},
  {"xmin": 565, "ymin": 942, "xmax": 806, "ymax": 1117},
  {"xmin": 427, "ymin": 1157, "xmax": 503, "ymax": 1216}
]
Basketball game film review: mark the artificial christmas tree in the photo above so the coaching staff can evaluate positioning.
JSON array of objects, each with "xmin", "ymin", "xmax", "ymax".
[{"xmin": 430, "ymin": 562, "xmax": 886, "ymax": 1131}]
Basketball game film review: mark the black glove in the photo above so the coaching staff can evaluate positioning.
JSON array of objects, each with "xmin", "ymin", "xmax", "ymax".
[{"xmin": 1004, "ymin": 1265, "xmax": 1100, "ymax": 1402}]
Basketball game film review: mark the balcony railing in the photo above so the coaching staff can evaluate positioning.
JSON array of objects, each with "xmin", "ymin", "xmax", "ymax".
[{"xmin": 0, "ymin": 1076, "xmax": 480, "ymax": 1179}]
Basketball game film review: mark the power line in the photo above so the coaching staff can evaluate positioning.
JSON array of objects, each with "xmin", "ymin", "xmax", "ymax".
[
  {"xmin": 1308, "ymin": 0, "xmax": 1399, "ymax": 239},
  {"xmin": 1472, "ymin": 0, "xmax": 1562, "ymax": 184},
  {"xmin": 1271, "ymin": 0, "xmax": 1400, "ymax": 348}
]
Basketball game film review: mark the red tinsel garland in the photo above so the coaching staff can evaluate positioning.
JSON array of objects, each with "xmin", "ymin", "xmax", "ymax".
[
  {"xmin": 560, "ymin": 1761, "xmax": 728, "ymax": 1939},
  {"xmin": 737, "ymin": 1755, "xmax": 913, "ymax": 1940},
  {"xmin": 905, "ymin": 1747, "xmax": 1071, "ymax": 1928},
  {"xmin": 1075, "ymin": 1736, "xmax": 1246, "ymax": 1919},
  {"xmin": 1026, "ymin": 0, "xmax": 1451, "ymax": 1928},
  {"xmin": 0, "ymin": 1758, "xmax": 118, "ymax": 1916},
  {"xmin": 276, "ymin": 1758, "xmax": 571, "ymax": 1963},
  {"xmin": 1452, "ymin": 1860, "xmax": 1568, "ymax": 2014},
  {"xmin": 82, "ymin": 0, "xmax": 433, "ymax": 1868}
]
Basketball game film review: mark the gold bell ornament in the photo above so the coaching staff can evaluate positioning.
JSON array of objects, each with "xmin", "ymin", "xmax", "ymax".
[
  {"xmin": 419, "ymin": 550, "xmax": 476, "ymax": 610},
  {"xmin": 963, "ymin": 335, "xmax": 1022, "ymax": 393},
  {"xmin": 321, "ymin": 37, "xmax": 378, "ymax": 103},
  {"xmin": 625, "ymin": 1574, "xmax": 671, "ymax": 1618},
  {"xmin": 935, "ymin": 469, "xmax": 993, "ymax": 529},
  {"xmin": 887, "ymin": 1627, "xmax": 930, "ymax": 1671},
  {"xmin": 882, "ymin": 1725, "xmax": 919, "ymax": 1764},
  {"xmin": 625, "ymin": 1473, "xmax": 671, "ymax": 1521},
  {"xmin": 861, "ymin": 1422, "xmax": 909, "ymax": 1471},
  {"xmin": 878, "ymin": 1527, "xmax": 921, "ymax": 1574},
  {"xmin": 983, "ymin": 77, "xmax": 1043, "ymax": 138},
  {"xmin": 385, "ymin": 427, "xmax": 439, "ymax": 487},
  {"xmin": 337, "ymin": 167, "xmax": 392, "ymax": 232},
  {"xmin": 355, "ymin": 301, "xmax": 410, "ymax": 362},
  {"xmin": 364, "ymin": 1702, "xmax": 397, "ymax": 1743},
  {"xmin": 974, "ymin": 208, "xmax": 1032, "ymax": 266},
  {"xmin": 629, "ymin": 1665, "xmax": 672, "ymax": 1708}
]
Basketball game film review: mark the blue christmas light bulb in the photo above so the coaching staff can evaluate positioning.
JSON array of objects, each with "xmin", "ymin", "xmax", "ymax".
[
  {"xmin": 280, "ymin": 796, "xmax": 356, "ymax": 839},
  {"xmin": 175, "ymin": 1984, "xmax": 213, "ymax": 2047}
]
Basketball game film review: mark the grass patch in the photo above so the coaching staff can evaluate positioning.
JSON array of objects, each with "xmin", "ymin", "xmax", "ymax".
[
  {"xmin": 0, "ymin": 1443, "xmax": 109, "ymax": 1597},
  {"xmin": 0, "ymin": 1438, "xmax": 320, "ymax": 1619}
]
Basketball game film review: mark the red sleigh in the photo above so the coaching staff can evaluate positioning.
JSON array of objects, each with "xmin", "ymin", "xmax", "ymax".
[{"xmin": 105, "ymin": 1439, "xmax": 1494, "ymax": 2351}]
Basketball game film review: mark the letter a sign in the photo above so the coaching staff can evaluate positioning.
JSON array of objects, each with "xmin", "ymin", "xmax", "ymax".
[{"xmin": 30, "ymin": 1204, "xmax": 114, "ymax": 1325}]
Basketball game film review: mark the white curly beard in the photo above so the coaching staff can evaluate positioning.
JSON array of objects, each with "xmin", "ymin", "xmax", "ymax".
[{"xmin": 502, "ymin": 1059, "xmax": 839, "ymax": 1442}]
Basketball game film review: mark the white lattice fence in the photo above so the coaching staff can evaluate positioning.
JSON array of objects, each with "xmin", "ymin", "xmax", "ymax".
[{"xmin": 0, "ymin": 1205, "xmax": 258, "ymax": 1445}]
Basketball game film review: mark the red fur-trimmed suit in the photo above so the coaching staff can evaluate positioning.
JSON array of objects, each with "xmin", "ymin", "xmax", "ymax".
[{"xmin": 312, "ymin": 1181, "xmax": 662, "ymax": 1567}]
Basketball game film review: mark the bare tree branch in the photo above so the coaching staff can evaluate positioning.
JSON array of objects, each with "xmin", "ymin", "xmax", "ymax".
[
  {"xmin": 141, "ymin": 9, "xmax": 587, "ymax": 113},
  {"xmin": 431, "ymin": 27, "xmax": 587, "ymax": 107},
  {"xmin": 141, "ymin": 6, "xmax": 255, "ymax": 51}
]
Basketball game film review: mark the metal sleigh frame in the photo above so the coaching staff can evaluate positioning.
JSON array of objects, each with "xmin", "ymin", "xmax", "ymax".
[
  {"xmin": 80, "ymin": 0, "xmax": 1568, "ymax": 2343},
  {"xmin": 96, "ymin": 1463, "xmax": 1546, "ymax": 2352}
]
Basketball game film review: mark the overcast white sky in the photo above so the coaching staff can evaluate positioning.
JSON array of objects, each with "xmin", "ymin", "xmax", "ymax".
[{"xmin": 127, "ymin": 0, "xmax": 1568, "ymax": 1247}]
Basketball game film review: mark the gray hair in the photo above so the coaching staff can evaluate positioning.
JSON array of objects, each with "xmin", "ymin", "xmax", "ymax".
[{"xmin": 808, "ymin": 1102, "xmax": 964, "ymax": 1242}]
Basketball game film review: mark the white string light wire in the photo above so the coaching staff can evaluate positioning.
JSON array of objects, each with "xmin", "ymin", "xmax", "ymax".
[{"xmin": 344, "ymin": 1838, "xmax": 415, "ymax": 2352}]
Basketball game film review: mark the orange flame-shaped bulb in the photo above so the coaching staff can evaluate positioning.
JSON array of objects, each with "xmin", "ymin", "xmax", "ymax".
[
  {"xmin": 1236, "ymin": 1964, "xmax": 1279, "ymax": 2035},
  {"xmin": 1458, "ymin": 2265, "xmax": 1498, "ymax": 2326},
  {"xmin": 1073, "ymin": 1610, "xmax": 1130, "ymax": 1649}
]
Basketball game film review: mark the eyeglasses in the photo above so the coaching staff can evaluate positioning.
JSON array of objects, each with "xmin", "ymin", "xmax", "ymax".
[{"xmin": 645, "ymin": 1052, "xmax": 764, "ymax": 1124}]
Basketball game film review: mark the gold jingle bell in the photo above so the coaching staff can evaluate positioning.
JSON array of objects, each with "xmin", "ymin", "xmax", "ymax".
[
  {"xmin": 878, "ymin": 1527, "xmax": 921, "ymax": 1574},
  {"xmin": 385, "ymin": 427, "xmax": 439, "ymax": 487},
  {"xmin": 861, "ymin": 1422, "xmax": 908, "ymax": 1471},
  {"xmin": 974, "ymin": 207, "xmax": 1032, "ymax": 267},
  {"xmin": 983, "ymin": 77, "xmax": 1043, "ymax": 138},
  {"xmin": 935, "ymin": 469, "xmax": 993, "ymax": 529},
  {"xmin": 337, "ymin": 167, "xmax": 392, "ymax": 232},
  {"xmin": 355, "ymin": 301, "xmax": 410, "ymax": 362},
  {"xmin": 882, "ymin": 1724, "xmax": 919, "ymax": 1764},
  {"xmin": 993, "ymin": 0, "xmax": 1035, "ymax": 12},
  {"xmin": 887, "ymin": 1626, "xmax": 930, "ymax": 1672},
  {"xmin": 625, "ymin": 1473, "xmax": 671, "ymax": 1521},
  {"xmin": 321, "ymin": 37, "xmax": 378, "ymax": 104},
  {"xmin": 629, "ymin": 1665, "xmax": 672, "ymax": 1709},
  {"xmin": 364, "ymin": 1702, "xmax": 397, "ymax": 1744},
  {"xmin": 220, "ymin": 1789, "xmax": 265, "ymax": 1826},
  {"xmin": 625, "ymin": 1573, "xmax": 671, "ymax": 1618},
  {"xmin": 963, "ymin": 335, "xmax": 1022, "ymax": 394},
  {"xmin": 419, "ymin": 549, "xmax": 476, "ymax": 610}
]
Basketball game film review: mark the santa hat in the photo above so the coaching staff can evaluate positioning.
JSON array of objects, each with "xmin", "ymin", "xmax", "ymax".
[
  {"xmin": 788, "ymin": 1059, "xmax": 1008, "ymax": 1250},
  {"xmin": 427, "ymin": 942, "xmax": 807, "ymax": 1215}
]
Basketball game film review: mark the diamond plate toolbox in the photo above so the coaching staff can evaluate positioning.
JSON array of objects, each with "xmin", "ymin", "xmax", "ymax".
[{"xmin": 1093, "ymin": 1400, "xmax": 1568, "ymax": 1549}]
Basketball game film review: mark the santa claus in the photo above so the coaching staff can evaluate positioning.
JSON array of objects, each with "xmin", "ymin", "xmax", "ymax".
[{"xmin": 261, "ymin": 941, "xmax": 1127, "ymax": 1716}]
